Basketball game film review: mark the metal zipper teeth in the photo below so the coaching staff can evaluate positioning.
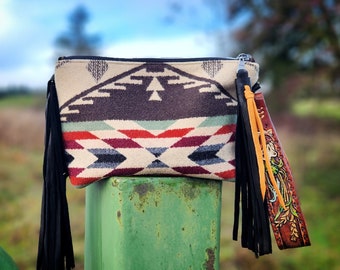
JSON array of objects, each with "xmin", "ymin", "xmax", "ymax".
[{"xmin": 58, "ymin": 55, "xmax": 253, "ymax": 63}]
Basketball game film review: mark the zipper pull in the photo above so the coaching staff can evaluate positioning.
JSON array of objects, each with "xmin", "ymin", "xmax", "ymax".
[
  {"xmin": 237, "ymin": 53, "xmax": 255, "ymax": 72},
  {"xmin": 236, "ymin": 53, "xmax": 254, "ymax": 62}
]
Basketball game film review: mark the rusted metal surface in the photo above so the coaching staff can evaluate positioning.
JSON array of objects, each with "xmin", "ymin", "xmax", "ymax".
[
  {"xmin": 204, "ymin": 248, "xmax": 216, "ymax": 270},
  {"xmin": 85, "ymin": 177, "xmax": 221, "ymax": 270}
]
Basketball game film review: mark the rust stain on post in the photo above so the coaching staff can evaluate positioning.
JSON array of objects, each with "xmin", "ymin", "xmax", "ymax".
[
  {"xmin": 133, "ymin": 183, "xmax": 155, "ymax": 197},
  {"xmin": 132, "ymin": 182, "xmax": 156, "ymax": 210},
  {"xmin": 116, "ymin": 210, "xmax": 122, "ymax": 226},
  {"xmin": 181, "ymin": 182, "xmax": 201, "ymax": 201},
  {"xmin": 204, "ymin": 248, "xmax": 216, "ymax": 270}
]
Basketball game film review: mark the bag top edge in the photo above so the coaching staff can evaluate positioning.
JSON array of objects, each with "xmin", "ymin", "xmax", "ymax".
[{"xmin": 58, "ymin": 55, "xmax": 249, "ymax": 63}]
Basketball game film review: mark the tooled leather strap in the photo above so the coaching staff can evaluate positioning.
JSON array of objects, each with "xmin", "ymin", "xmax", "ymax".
[{"xmin": 254, "ymin": 92, "xmax": 311, "ymax": 249}]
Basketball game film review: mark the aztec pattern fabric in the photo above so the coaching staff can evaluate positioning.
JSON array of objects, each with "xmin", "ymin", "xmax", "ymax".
[{"xmin": 54, "ymin": 57, "xmax": 260, "ymax": 187}]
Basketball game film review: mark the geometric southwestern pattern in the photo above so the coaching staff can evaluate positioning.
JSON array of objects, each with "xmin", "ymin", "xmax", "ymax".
[
  {"xmin": 62, "ymin": 117, "xmax": 236, "ymax": 186},
  {"xmin": 55, "ymin": 57, "xmax": 260, "ymax": 187}
]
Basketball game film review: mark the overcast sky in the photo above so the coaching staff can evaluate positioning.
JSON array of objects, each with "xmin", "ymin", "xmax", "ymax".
[{"xmin": 0, "ymin": 0, "xmax": 233, "ymax": 89}]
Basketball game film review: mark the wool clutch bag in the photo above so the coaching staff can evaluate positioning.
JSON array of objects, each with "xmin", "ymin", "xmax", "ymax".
[
  {"xmin": 54, "ymin": 56, "xmax": 260, "ymax": 186},
  {"xmin": 37, "ymin": 55, "xmax": 310, "ymax": 270}
]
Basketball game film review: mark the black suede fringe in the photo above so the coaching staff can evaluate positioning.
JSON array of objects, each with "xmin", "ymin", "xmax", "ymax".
[
  {"xmin": 37, "ymin": 77, "xmax": 75, "ymax": 270},
  {"xmin": 232, "ymin": 69, "xmax": 272, "ymax": 257}
]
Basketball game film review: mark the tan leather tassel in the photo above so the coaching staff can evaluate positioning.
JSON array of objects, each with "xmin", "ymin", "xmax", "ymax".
[
  {"xmin": 254, "ymin": 92, "xmax": 311, "ymax": 249},
  {"xmin": 244, "ymin": 86, "xmax": 286, "ymax": 209}
]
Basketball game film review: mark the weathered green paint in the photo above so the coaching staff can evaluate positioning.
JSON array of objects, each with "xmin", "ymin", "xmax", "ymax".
[{"xmin": 85, "ymin": 177, "xmax": 222, "ymax": 270}]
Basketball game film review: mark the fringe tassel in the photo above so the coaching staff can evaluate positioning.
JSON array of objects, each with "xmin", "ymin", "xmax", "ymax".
[
  {"xmin": 232, "ymin": 68, "xmax": 272, "ymax": 257},
  {"xmin": 37, "ymin": 77, "xmax": 75, "ymax": 270},
  {"xmin": 244, "ymin": 86, "xmax": 286, "ymax": 209}
]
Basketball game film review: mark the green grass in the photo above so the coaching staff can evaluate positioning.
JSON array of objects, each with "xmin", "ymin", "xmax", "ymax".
[
  {"xmin": 279, "ymin": 130, "xmax": 340, "ymax": 270},
  {"xmin": 0, "ymin": 93, "xmax": 45, "ymax": 109},
  {"xmin": 0, "ymin": 144, "xmax": 85, "ymax": 270},
  {"xmin": 292, "ymin": 98, "xmax": 340, "ymax": 121},
  {"xmin": 0, "ymin": 145, "xmax": 44, "ymax": 269}
]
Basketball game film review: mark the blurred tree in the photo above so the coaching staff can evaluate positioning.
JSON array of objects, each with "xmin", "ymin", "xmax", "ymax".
[
  {"xmin": 55, "ymin": 5, "xmax": 101, "ymax": 56},
  {"xmin": 221, "ymin": 0, "xmax": 339, "ymax": 107}
]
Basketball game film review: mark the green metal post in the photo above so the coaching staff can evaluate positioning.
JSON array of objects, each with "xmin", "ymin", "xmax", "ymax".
[{"xmin": 85, "ymin": 177, "xmax": 222, "ymax": 270}]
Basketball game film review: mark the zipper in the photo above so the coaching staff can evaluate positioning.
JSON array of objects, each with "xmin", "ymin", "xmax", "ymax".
[
  {"xmin": 236, "ymin": 53, "xmax": 254, "ymax": 62},
  {"xmin": 58, "ymin": 54, "xmax": 255, "ymax": 63},
  {"xmin": 237, "ymin": 53, "xmax": 255, "ymax": 71}
]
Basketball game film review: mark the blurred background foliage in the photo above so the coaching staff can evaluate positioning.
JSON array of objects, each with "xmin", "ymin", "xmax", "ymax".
[
  {"xmin": 223, "ymin": 0, "xmax": 340, "ymax": 110},
  {"xmin": 0, "ymin": 1, "xmax": 339, "ymax": 269}
]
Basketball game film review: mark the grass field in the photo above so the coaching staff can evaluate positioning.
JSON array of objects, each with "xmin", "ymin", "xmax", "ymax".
[{"xmin": 0, "ymin": 95, "xmax": 339, "ymax": 269}]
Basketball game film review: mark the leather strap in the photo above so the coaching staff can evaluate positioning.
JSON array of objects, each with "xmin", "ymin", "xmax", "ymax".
[{"xmin": 254, "ymin": 92, "xmax": 311, "ymax": 249}]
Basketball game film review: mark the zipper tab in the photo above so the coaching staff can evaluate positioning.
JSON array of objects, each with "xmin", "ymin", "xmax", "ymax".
[
  {"xmin": 236, "ymin": 53, "xmax": 254, "ymax": 62},
  {"xmin": 237, "ymin": 53, "xmax": 254, "ymax": 71}
]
